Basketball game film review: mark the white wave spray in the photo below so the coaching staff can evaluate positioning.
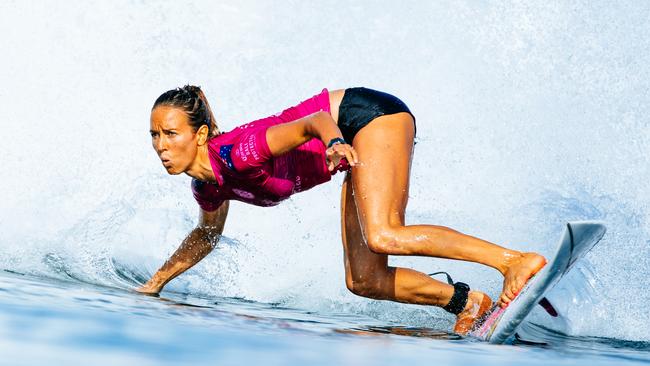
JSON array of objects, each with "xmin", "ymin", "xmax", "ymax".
[{"xmin": 0, "ymin": 0, "xmax": 648, "ymax": 341}]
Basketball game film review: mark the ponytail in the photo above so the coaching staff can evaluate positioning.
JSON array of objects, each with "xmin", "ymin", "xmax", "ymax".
[{"xmin": 153, "ymin": 85, "xmax": 220, "ymax": 137}]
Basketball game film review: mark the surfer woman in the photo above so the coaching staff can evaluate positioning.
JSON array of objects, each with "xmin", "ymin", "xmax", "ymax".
[{"xmin": 138, "ymin": 85, "xmax": 547, "ymax": 335}]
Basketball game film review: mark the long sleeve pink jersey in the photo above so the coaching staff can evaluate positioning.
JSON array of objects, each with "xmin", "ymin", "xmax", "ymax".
[{"xmin": 191, "ymin": 88, "xmax": 349, "ymax": 211}]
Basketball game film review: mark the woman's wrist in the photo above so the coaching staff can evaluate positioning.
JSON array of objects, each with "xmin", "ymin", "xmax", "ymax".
[
  {"xmin": 327, "ymin": 137, "xmax": 347, "ymax": 148},
  {"xmin": 145, "ymin": 270, "xmax": 172, "ymax": 290}
]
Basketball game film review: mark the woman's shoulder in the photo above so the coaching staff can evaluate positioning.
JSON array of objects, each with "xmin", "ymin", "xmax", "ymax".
[
  {"xmin": 191, "ymin": 178, "xmax": 225, "ymax": 211},
  {"xmin": 191, "ymin": 178, "xmax": 219, "ymax": 193}
]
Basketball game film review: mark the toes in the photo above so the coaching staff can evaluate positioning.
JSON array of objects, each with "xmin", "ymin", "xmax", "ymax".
[
  {"xmin": 498, "ymin": 294, "xmax": 510, "ymax": 308},
  {"xmin": 509, "ymin": 282, "xmax": 521, "ymax": 296},
  {"xmin": 498, "ymin": 289, "xmax": 514, "ymax": 306},
  {"xmin": 509, "ymin": 277, "xmax": 526, "ymax": 296}
]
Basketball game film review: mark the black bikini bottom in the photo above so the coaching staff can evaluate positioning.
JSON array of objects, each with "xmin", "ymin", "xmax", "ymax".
[{"xmin": 337, "ymin": 87, "xmax": 416, "ymax": 144}]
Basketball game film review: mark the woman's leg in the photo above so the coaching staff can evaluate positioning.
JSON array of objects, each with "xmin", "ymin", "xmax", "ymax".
[
  {"xmin": 349, "ymin": 112, "xmax": 546, "ymax": 307},
  {"xmin": 341, "ymin": 172, "xmax": 456, "ymax": 307},
  {"xmin": 342, "ymin": 171, "xmax": 491, "ymax": 334}
]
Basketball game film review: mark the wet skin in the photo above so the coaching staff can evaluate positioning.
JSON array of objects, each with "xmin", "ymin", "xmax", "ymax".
[
  {"xmin": 142, "ymin": 93, "xmax": 547, "ymax": 331},
  {"xmin": 149, "ymin": 106, "xmax": 215, "ymax": 181}
]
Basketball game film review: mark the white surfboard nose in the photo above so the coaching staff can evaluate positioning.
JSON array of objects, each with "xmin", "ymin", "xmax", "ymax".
[
  {"xmin": 565, "ymin": 221, "xmax": 607, "ymax": 269},
  {"xmin": 566, "ymin": 221, "xmax": 607, "ymax": 241}
]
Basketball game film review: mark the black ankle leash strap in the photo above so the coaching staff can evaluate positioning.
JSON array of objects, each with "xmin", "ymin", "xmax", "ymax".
[{"xmin": 428, "ymin": 271, "xmax": 470, "ymax": 315}]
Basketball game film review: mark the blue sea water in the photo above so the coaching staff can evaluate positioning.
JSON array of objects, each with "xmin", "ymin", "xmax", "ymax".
[
  {"xmin": 1, "ymin": 1, "xmax": 649, "ymax": 365},
  {"xmin": 1, "ymin": 270, "xmax": 649, "ymax": 366}
]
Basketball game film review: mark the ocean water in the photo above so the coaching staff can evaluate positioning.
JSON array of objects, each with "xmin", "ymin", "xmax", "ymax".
[{"xmin": 1, "ymin": 1, "xmax": 649, "ymax": 365}]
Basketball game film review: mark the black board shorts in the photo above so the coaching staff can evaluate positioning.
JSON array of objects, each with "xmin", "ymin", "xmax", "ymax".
[{"xmin": 337, "ymin": 87, "xmax": 416, "ymax": 144}]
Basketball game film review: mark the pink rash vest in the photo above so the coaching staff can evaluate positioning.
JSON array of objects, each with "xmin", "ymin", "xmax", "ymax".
[{"xmin": 191, "ymin": 88, "xmax": 349, "ymax": 211}]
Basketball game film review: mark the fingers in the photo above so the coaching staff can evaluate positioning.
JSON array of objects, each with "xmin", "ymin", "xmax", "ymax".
[
  {"xmin": 325, "ymin": 148, "xmax": 338, "ymax": 171},
  {"xmin": 344, "ymin": 149, "xmax": 355, "ymax": 166},
  {"xmin": 135, "ymin": 284, "xmax": 161, "ymax": 296},
  {"xmin": 325, "ymin": 143, "xmax": 358, "ymax": 169},
  {"xmin": 347, "ymin": 144, "xmax": 359, "ymax": 165}
]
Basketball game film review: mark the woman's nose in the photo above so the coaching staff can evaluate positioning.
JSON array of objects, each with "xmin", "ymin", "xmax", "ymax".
[{"xmin": 154, "ymin": 136, "xmax": 167, "ymax": 152}]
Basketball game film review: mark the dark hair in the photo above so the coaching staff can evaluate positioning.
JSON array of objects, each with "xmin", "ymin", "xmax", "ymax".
[{"xmin": 152, "ymin": 85, "xmax": 220, "ymax": 137}]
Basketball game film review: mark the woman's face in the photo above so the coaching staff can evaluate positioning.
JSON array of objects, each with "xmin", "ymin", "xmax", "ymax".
[{"xmin": 150, "ymin": 106, "xmax": 200, "ymax": 175}]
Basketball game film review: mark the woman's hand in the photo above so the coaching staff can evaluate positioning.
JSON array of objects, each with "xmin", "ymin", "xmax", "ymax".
[
  {"xmin": 326, "ymin": 143, "xmax": 359, "ymax": 171},
  {"xmin": 135, "ymin": 278, "xmax": 163, "ymax": 295}
]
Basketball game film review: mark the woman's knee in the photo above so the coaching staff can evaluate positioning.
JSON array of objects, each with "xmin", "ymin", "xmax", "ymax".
[
  {"xmin": 345, "ymin": 276, "xmax": 378, "ymax": 298},
  {"xmin": 345, "ymin": 268, "xmax": 395, "ymax": 299},
  {"xmin": 365, "ymin": 226, "xmax": 408, "ymax": 255}
]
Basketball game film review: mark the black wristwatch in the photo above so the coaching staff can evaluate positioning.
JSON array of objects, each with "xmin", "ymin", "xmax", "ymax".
[{"xmin": 327, "ymin": 137, "xmax": 347, "ymax": 148}]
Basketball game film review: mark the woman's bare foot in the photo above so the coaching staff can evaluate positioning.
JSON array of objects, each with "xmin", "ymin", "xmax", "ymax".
[
  {"xmin": 454, "ymin": 291, "xmax": 493, "ymax": 335},
  {"xmin": 498, "ymin": 252, "xmax": 547, "ymax": 308}
]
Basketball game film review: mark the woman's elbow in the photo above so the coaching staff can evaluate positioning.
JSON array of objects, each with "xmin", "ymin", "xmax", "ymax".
[{"xmin": 306, "ymin": 111, "xmax": 333, "ymax": 138}]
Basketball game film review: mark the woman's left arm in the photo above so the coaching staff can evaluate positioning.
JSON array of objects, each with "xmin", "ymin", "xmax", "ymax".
[{"xmin": 266, "ymin": 111, "xmax": 359, "ymax": 170}]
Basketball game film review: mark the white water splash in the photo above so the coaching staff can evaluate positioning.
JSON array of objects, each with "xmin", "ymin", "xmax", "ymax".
[{"xmin": 0, "ymin": 0, "xmax": 648, "ymax": 341}]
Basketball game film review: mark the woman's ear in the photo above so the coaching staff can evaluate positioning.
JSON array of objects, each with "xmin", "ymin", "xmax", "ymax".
[{"xmin": 197, "ymin": 124, "xmax": 210, "ymax": 145}]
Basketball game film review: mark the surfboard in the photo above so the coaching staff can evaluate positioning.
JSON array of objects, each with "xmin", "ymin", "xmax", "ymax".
[{"xmin": 469, "ymin": 221, "xmax": 606, "ymax": 344}]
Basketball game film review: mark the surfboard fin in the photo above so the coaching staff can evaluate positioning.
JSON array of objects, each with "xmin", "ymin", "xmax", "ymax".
[{"xmin": 538, "ymin": 297, "xmax": 558, "ymax": 317}]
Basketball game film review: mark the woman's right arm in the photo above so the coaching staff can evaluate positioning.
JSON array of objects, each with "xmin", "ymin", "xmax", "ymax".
[
  {"xmin": 265, "ymin": 111, "xmax": 358, "ymax": 171},
  {"xmin": 136, "ymin": 201, "xmax": 229, "ymax": 295}
]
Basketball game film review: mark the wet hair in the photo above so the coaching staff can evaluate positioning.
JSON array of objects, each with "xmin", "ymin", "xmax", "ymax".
[{"xmin": 152, "ymin": 85, "xmax": 220, "ymax": 137}]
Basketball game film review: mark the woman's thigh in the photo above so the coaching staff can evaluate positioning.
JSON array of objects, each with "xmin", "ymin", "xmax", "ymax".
[{"xmin": 350, "ymin": 112, "xmax": 416, "ymax": 233}]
